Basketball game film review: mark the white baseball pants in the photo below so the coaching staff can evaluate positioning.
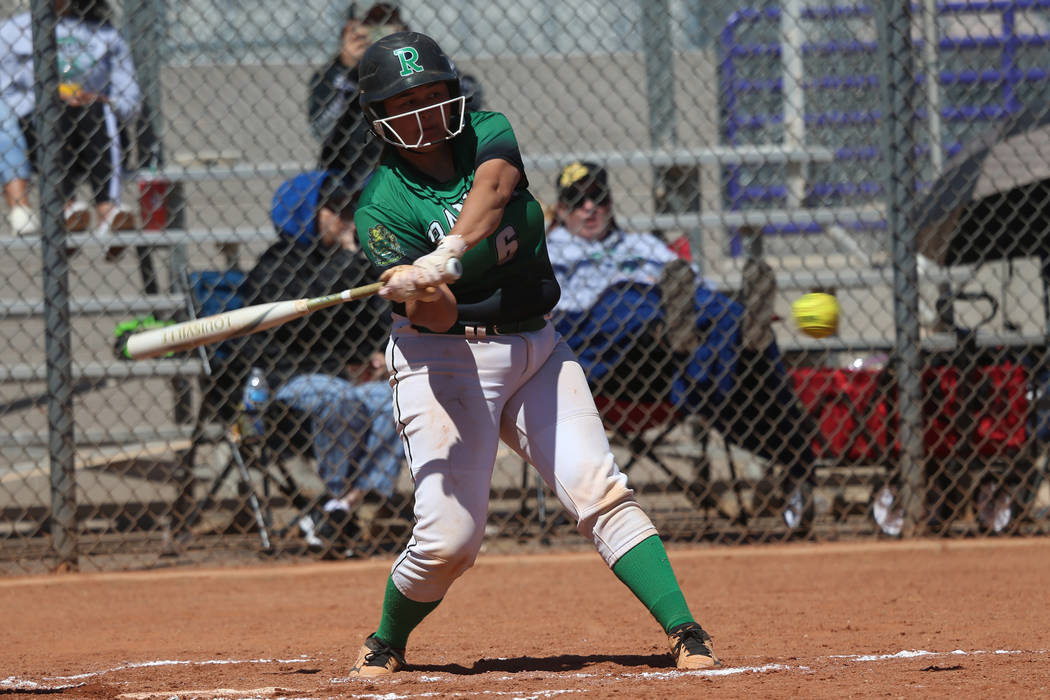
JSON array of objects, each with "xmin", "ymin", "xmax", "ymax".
[{"xmin": 385, "ymin": 316, "xmax": 658, "ymax": 602}]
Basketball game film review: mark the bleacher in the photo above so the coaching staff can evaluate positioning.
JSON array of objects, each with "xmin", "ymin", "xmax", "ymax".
[{"xmin": 719, "ymin": 1, "xmax": 1050, "ymax": 255}]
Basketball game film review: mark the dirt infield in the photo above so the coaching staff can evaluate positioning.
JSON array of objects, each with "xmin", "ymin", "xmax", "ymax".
[{"xmin": 3, "ymin": 538, "xmax": 1049, "ymax": 698}]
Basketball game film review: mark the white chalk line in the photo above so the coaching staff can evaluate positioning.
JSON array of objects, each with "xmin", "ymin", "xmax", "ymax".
[
  {"xmin": 4, "ymin": 648, "xmax": 1047, "ymax": 698},
  {"xmin": 829, "ymin": 648, "xmax": 1048, "ymax": 662},
  {"xmin": 1, "ymin": 675, "xmax": 86, "ymax": 693},
  {"xmin": 0, "ymin": 655, "xmax": 315, "ymax": 694}
]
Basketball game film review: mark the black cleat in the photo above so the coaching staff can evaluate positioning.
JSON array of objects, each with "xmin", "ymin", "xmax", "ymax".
[{"xmin": 667, "ymin": 622, "xmax": 720, "ymax": 669}]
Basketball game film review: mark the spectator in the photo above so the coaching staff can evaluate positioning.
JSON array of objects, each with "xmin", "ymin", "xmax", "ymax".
[
  {"xmin": 546, "ymin": 161, "xmax": 817, "ymax": 533},
  {"xmin": 310, "ymin": 3, "xmax": 407, "ymax": 185},
  {"xmin": 0, "ymin": 0, "xmax": 141, "ymax": 239},
  {"xmin": 311, "ymin": 4, "xmax": 483, "ymax": 185},
  {"xmin": 234, "ymin": 170, "xmax": 403, "ymax": 558}
]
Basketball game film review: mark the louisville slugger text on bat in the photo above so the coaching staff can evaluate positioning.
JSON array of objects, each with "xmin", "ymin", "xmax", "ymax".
[{"xmin": 125, "ymin": 282, "xmax": 384, "ymax": 360}]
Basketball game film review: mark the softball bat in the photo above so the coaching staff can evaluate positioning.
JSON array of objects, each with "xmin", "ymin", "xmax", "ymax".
[{"xmin": 125, "ymin": 282, "xmax": 384, "ymax": 360}]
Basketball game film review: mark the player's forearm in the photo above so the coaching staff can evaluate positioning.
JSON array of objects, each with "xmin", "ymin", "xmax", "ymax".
[
  {"xmin": 405, "ymin": 286, "xmax": 458, "ymax": 332},
  {"xmin": 448, "ymin": 159, "xmax": 521, "ymax": 249},
  {"xmin": 450, "ymin": 192, "xmax": 508, "ymax": 248}
]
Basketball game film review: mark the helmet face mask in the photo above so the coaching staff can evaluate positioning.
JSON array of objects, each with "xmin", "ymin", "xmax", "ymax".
[
  {"xmin": 373, "ymin": 94, "xmax": 467, "ymax": 149},
  {"xmin": 358, "ymin": 32, "xmax": 465, "ymax": 149}
]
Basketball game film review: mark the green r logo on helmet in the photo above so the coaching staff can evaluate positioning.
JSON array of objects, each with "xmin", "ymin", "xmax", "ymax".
[
  {"xmin": 359, "ymin": 32, "xmax": 465, "ymax": 148},
  {"xmin": 393, "ymin": 47, "xmax": 423, "ymax": 76}
]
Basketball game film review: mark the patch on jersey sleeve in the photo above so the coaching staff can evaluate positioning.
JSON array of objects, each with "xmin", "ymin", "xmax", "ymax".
[{"xmin": 367, "ymin": 224, "xmax": 404, "ymax": 265}]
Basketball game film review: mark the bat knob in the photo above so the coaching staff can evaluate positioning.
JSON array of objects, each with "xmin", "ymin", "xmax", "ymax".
[{"xmin": 444, "ymin": 257, "xmax": 463, "ymax": 282}]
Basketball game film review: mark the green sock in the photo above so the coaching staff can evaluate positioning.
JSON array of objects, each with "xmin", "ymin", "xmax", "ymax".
[
  {"xmin": 611, "ymin": 535, "xmax": 695, "ymax": 634},
  {"xmin": 373, "ymin": 576, "xmax": 442, "ymax": 650}
]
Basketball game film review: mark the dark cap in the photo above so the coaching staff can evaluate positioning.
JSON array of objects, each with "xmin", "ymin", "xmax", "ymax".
[{"xmin": 557, "ymin": 161, "xmax": 611, "ymax": 207}]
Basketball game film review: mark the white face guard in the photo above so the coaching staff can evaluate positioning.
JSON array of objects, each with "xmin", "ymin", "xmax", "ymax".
[{"xmin": 372, "ymin": 95, "xmax": 467, "ymax": 149}]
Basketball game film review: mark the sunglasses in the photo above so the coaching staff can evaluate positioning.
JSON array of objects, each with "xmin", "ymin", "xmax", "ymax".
[{"xmin": 563, "ymin": 187, "xmax": 611, "ymax": 210}]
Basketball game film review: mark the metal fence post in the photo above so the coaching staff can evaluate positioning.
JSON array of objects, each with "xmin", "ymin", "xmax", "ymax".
[
  {"xmin": 642, "ymin": 0, "xmax": 675, "ymax": 148},
  {"xmin": 31, "ymin": 0, "xmax": 77, "ymax": 570},
  {"xmin": 642, "ymin": 1, "xmax": 701, "ymax": 266},
  {"xmin": 877, "ymin": 0, "xmax": 925, "ymax": 537},
  {"xmin": 781, "ymin": 0, "xmax": 807, "ymax": 208},
  {"xmin": 123, "ymin": 0, "xmax": 165, "ymax": 168}
]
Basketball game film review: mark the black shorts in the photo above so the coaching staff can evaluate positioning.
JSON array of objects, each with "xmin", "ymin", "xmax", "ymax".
[{"xmin": 21, "ymin": 101, "xmax": 124, "ymax": 205}]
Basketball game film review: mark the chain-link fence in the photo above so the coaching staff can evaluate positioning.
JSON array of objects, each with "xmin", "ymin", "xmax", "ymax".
[{"xmin": 2, "ymin": 0, "xmax": 1049, "ymax": 574}]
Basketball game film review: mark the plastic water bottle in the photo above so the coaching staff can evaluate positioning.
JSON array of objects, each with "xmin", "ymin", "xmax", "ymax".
[{"xmin": 239, "ymin": 367, "xmax": 270, "ymax": 441}]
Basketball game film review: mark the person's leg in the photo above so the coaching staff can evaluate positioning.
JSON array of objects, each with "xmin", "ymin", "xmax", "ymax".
[
  {"xmin": 500, "ymin": 328, "xmax": 719, "ymax": 669},
  {"xmin": 76, "ymin": 102, "xmax": 122, "ymax": 211},
  {"xmin": 274, "ymin": 374, "xmax": 358, "ymax": 498},
  {"xmin": 1, "ymin": 100, "xmax": 36, "ymax": 234},
  {"xmin": 731, "ymin": 346, "xmax": 817, "ymax": 535},
  {"xmin": 53, "ymin": 104, "xmax": 91, "ymax": 230},
  {"xmin": 384, "ymin": 334, "xmax": 504, "ymax": 599},
  {"xmin": 83, "ymin": 102, "xmax": 134, "ymax": 258},
  {"xmin": 350, "ymin": 328, "xmax": 508, "ymax": 676},
  {"xmin": 345, "ymin": 379, "xmax": 405, "ymax": 500},
  {"xmin": 3, "ymin": 177, "xmax": 30, "ymax": 208},
  {"xmin": 4, "ymin": 176, "xmax": 35, "ymax": 234},
  {"xmin": 275, "ymin": 373, "xmax": 376, "ymax": 557}
]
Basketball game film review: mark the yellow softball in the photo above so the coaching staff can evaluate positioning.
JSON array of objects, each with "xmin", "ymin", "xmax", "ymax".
[{"xmin": 791, "ymin": 292, "xmax": 839, "ymax": 338}]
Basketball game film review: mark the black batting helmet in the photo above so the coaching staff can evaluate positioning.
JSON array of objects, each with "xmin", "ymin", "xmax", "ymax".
[{"xmin": 358, "ymin": 32, "xmax": 461, "ymax": 121}]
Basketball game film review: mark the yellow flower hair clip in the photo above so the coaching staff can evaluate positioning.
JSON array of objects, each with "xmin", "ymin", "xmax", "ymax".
[{"xmin": 559, "ymin": 161, "xmax": 590, "ymax": 189}]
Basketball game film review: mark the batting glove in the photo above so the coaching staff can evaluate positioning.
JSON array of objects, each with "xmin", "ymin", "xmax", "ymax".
[
  {"xmin": 413, "ymin": 234, "xmax": 467, "ymax": 286},
  {"xmin": 379, "ymin": 265, "xmax": 441, "ymax": 303}
]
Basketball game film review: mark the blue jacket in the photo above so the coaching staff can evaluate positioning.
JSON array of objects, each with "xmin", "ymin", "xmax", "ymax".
[{"xmin": 271, "ymin": 170, "xmax": 330, "ymax": 248}]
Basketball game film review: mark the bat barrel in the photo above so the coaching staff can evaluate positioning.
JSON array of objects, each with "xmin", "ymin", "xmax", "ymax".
[
  {"xmin": 125, "ymin": 314, "xmax": 238, "ymax": 359},
  {"xmin": 124, "ymin": 300, "xmax": 304, "ymax": 359},
  {"xmin": 123, "ymin": 282, "xmax": 382, "ymax": 360}
]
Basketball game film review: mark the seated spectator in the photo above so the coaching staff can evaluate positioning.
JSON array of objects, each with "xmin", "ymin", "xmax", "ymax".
[
  {"xmin": 546, "ymin": 161, "xmax": 817, "ymax": 532},
  {"xmin": 231, "ymin": 171, "xmax": 404, "ymax": 558},
  {"xmin": 310, "ymin": 3, "xmax": 483, "ymax": 185},
  {"xmin": 0, "ymin": 0, "xmax": 141, "ymax": 240}
]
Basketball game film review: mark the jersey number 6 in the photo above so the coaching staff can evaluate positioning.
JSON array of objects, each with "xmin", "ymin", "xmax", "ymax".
[{"xmin": 494, "ymin": 225, "xmax": 519, "ymax": 264}]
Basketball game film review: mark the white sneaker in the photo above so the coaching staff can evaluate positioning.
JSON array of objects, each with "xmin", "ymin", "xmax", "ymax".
[
  {"xmin": 98, "ymin": 205, "xmax": 137, "ymax": 261},
  {"xmin": 97, "ymin": 204, "xmax": 137, "ymax": 233},
  {"xmin": 323, "ymin": 498, "xmax": 351, "ymax": 514},
  {"xmin": 872, "ymin": 484, "xmax": 904, "ymax": 537},
  {"xmin": 63, "ymin": 201, "xmax": 92, "ymax": 232},
  {"xmin": 8, "ymin": 205, "xmax": 40, "ymax": 235},
  {"xmin": 298, "ymin": 515, "xmax": 324, "ymax": 549}
]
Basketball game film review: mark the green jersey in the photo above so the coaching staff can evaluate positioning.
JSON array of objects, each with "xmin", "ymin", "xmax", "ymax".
[{"xmin": 355, "ymin": 110, "xmax": 561, "ymax": 325}]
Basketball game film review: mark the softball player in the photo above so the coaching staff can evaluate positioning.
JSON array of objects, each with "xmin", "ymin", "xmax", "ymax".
[{"xmin": 349, "ymin": 31, "xmax": 719, "ymax": 677}]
